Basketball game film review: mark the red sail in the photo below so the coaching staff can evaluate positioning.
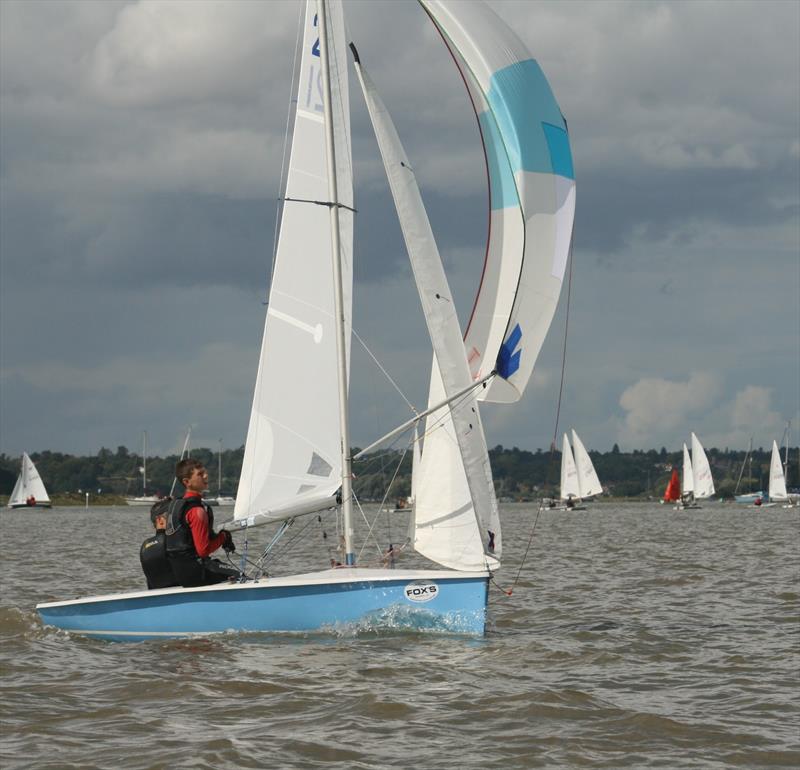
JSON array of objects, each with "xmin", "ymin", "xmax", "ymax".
[{"xmin": 663, "ymin": 468, "xmax": 681, "ymax": 501}]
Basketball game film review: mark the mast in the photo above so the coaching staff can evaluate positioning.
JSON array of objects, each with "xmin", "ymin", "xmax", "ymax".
[
  {"xmin": 218, "ymin": 438, "xmax": 223, "ymax": 496},
  {"xmin": 783, "ymin": 421, "xmax": 791, "ymax": 480},
  {"xmin": 142, "ymin": 431, "xmax": 147, "ymax": 495},
  {"xmin": 318, "ymin": 0, "xmax": 355, "ymax": 565},
  {"xmin": 734, "ymin": 437, "xmax": 751, "ymax": 496}
]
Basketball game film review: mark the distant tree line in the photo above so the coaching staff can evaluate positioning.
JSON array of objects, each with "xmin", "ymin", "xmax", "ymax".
[{"xmin": 1, "ymin": 443, "xmax": 795, "ymax": 501}]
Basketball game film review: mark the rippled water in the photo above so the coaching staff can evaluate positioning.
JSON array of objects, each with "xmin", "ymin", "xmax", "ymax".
[{"xmin": 2, "ymin": 502, "xmax": 798, "ymax": 769}]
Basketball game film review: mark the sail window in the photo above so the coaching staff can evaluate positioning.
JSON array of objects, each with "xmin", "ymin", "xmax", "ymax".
[{"xmin": 307, "ymin": 452, "xmax": 333, "ymax": 477}]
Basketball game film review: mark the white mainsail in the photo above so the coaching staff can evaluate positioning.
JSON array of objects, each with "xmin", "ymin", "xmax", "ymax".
[
  {"xmin": 234, "ymin": 0, "xmax": 353, "ymax": 528},
  {"xmin": 560, "ymin": 433, "xmax": 580, "ymax": 501},
  {"xmin": 8, "ymin": 453, "xmax": 51, "ymax": 507},
  {"xmin": 690, "ymin": 432, "xmax": 715, "ymax": 500},
  {"xmin": 571, "ymin": 429, "xmax": 602, "ymax": 499},
  {"xmin": 768, "ymin": 439, "xmax": 789, "ymax": 501},
  {"xmin": 353, "ymin": 53, "xmax": 500, "ymax": 568},
  {"xmin": 421, "ymin": 0, "xmax": 576, "ymax": 404},
  {"xmin": 682, "ymin": 442, "xmax": 695, "ymax": 496}
]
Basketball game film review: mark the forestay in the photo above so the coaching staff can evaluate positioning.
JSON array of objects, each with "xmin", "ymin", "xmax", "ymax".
[
  {"xmin": 234, "ymin": 0, "xmax": 353, "ymax": 528},
  {"xmin": 352, "ymin": 54, "xmax": 500, "ymax": 569},
  {"xmin": 420, "ymin": 0, "xmax": 576, "ymax": 403}
]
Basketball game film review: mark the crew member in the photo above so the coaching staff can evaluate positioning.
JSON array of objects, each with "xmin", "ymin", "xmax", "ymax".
[
  {"xmin": 140, "ymin": 499, "xmax": 179, "ymax": 590},
  {"xmin": 165, "ymin": 458, "xmax": 239, "ymax": 587}
]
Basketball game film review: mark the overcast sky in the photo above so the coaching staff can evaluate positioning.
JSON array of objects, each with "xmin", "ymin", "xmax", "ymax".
[{"xmin": 1, "ymin": 0, "xmax": 798, "ymax": 460}]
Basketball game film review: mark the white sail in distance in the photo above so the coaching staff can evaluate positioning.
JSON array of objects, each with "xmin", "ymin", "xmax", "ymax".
[
  {"xmin": 682, "ymin": 443, "xmax": 695, "ymax": 496},
  {"xmin": 768, "ymin": 440, "xmax": 789, "ymax": 501},
  {"xmin": 571, "ymin": 429, "xmax": 602, "ymax": 499},
  {"xmin": 233, "ymin": 0, "xmax": 353, "ymax": 528},
  {"xmin": 9, "ymin": 453, "xmax": 51, "ymax": 506},
  {"xmin": 691, "ymin": 432, "xmax": 714, "ymax": 499},
  {"xmin": 8, "ymin": 453, "xmax": 51, "ymax": 507},
  {"xmin": 352, "ymin": 52, "xmax": 500, "ymax": 567},
  {"xmin": 420, "ymin": 0, "xmax": 576, "ymax": 404},
  {"xmin": 560, "ymin": 434, "xmax": 580, "ymax": 500}
]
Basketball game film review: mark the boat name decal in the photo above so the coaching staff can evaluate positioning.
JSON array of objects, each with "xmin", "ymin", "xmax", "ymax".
[{"xmin": 404, "ymin": 581, "xmax": 439, "ymax": 603}]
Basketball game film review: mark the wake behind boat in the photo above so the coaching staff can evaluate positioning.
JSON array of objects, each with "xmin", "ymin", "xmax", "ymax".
[{"xmin": 36, "ymin": 0, "xmax": 575, "ymax": 639}]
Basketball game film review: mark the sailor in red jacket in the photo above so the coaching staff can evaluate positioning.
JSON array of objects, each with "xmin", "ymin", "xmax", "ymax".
[{"xmin": 164, "ymin": 458, "xmax": 239, "ymax": 587}]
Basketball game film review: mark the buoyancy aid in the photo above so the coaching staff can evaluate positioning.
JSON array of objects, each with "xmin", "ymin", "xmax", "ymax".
[
  {"xmin": 140, "ymin": 531, "xmax": 178, "ymax": 589},
  {"xmin": 164, "ymin": 496, "xmax": 215, "ymax": 559}
]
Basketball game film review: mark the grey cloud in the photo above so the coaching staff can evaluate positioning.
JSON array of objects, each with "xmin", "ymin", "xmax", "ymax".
[{"xmin": 1, "ymin": 0, "xmax": 798, "ymax": 458}]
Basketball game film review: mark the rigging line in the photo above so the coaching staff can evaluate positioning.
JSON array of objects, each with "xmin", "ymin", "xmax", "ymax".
[
  {"xmin": 351, "ymin": 326, "xmax": 417, "ymax": 413},
  {"xmin": 269, "ymin": 6, "xmax": 305, "ymax": 301},
  {"xmin": 351, "ymin": 491, "xmax": 386, "ymax": 559},
  {"xmin": 507, "ymin": 229, "xmax": 576, "ymax": 596},
  {"xmin": 257, "ymin": 516, "xmax": 318, "ymax": 572},
  {"xmin": 356, "ymin": 443, "xmax": 410, "ymax": 561},
  {"xmin": 355, "ymin": 372, "xmax": 496, "ymax": 459},
  {"xmin": 282, "ymin": 197, "xmax": 357, "ymax": 212},
  {"xmin": 330, "ymin": 22, "xmax": 355, "ymax": 198}
]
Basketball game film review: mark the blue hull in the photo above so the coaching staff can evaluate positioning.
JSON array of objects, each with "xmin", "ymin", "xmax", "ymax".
[{"xmin": 37, "ymin": 568, "xmax": 489, "ymax": 641}]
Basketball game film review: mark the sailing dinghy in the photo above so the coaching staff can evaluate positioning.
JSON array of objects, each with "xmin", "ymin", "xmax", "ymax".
[
  {"xmin": 765, "ymin": 439, "xmax": 788, "ymax": 506},
  {"xmin": 7, "ymin": 453, "xmax": 51, "ymax": 509},
  {"xmin": 37, "ymin": 0, "xmax": 574, "ymax": 640},
  {"xmin": 675, "ymin": 432, "xmax": 714, "ymax": 509},
  {"xmin": 662, "ymin": 467, "xmax": 680, "ymax": 505},
  {"xmin": 554, "ymin": 430, "xmax": 602, "ymax": 509}
]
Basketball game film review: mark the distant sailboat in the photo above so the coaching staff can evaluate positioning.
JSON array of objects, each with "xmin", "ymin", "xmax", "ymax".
[
  {"xmin": 206, "ymin": 439, "xmax": 236, "ymax": 507},
  {"xmin": 663, "ymin": 468, "xmax": 680, "ymax": 504},
  {"xmin": 678, "ymin": 441, "xmax": 697, "ymax": 508},
  {"xmin": 676, "ymin": 432, "xmax": 714, "ymax": 509},
  {"xmin": 767, "ymin": 439, "xmax": 789, "ymax": 505},
  {"xmin": 733, "ymin": 437, "xmax": 764, "ymax": 504},
  {"xmin": 555, "ymin": 430, "xmax": 601, "ymax": 509},
  {"xmin": 571, "ymin": 430, "xmax": 603, "ymax": 500},
  {"xmin": 125, "ymin": 431, "xmax": 162, "ymax": 506},
  {"xmin": 7, "ymin": 453, "xmax": 52, "ymax": 509},
  {"xmin": 691, "ymin": 432, "xmax": 715, "ymax": 501}
]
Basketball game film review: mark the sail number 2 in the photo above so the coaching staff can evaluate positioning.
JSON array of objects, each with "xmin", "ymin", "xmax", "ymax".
[{"xmin": 303, "ymin": 13, "xmax": 324, "ymax": 114}]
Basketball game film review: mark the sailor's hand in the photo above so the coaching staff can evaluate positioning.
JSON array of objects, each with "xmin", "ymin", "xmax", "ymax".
[{"xmin": 221, "ymin": 530, "xmax": 236, "ymax": 553}]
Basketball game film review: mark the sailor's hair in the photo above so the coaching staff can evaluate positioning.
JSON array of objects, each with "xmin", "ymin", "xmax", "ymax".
[{"xmin": 175, "ymin": 457, "xmax": 204, "ymax": 483}]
